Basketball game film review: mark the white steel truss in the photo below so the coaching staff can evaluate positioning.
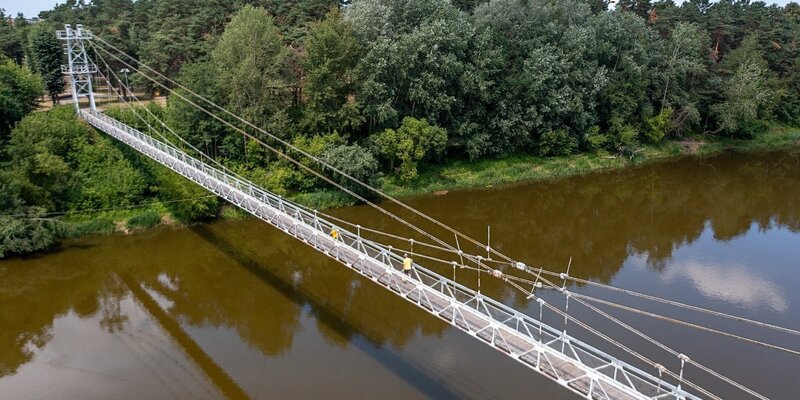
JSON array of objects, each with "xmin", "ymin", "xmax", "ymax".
[
  {"xmin": 57, "ymin": 24, "xmax": 96, "ymax": 111},
  {"xmin": 82, "ymin": 109, "xmax": 702, "ymax": 400}
]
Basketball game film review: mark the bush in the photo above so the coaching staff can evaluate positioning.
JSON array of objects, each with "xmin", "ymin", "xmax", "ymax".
[
  {"xmin": 372, "ymin": 117, "xmax": 447, "ymax": 180},
  {"xmin": 583, "ymin": 126, "xmax": 608, "ymax": 151},
  {"xmin": 126, "ymin": 211, "xmax": 162, "ymax": 230},
  {"xmin": 538, "ymin": 129, "xmax": 578, "ymax": 156},
  {"xmin": 321, "ymin": 144, "xmax": 379, "ymax": 195},
  {"xmin": 0, "ymin": 57, "xmax": 42, "ymax": 138},
  {"xmin": 608, "ymin": 118, "xmax": 639, "ymax": 150},
  {"xmin": 0, "ymin": 215, "xmax": 63, "ymax": 258},
  {"xmin": 644, "ymin": 108, "xmax": 672, "ymax": 143}
]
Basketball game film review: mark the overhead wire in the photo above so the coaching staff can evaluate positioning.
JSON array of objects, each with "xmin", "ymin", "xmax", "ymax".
[
  {"xmin": 315, "ymin": 204, "xmax": 800, "ymax": 339},
  {"xmin": 88, "ymin": 38, "xmax": 776, "ymax": 399},
  {"xmin": 0, "ymin": 195, "xmax": 216, "ymax": 218},
  {"xmin": 90, "ymin": 40, "xmax": 483, "ymax": 265}
]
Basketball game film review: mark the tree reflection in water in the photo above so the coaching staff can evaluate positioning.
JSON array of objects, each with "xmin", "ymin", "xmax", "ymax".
[{"xmin": 0, "ymin": 148, "xmax": 799, "ymax": 398}]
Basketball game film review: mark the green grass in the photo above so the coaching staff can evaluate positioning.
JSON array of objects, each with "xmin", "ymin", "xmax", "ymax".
[
  {"xmin": 291, "ymin": 124, "xmax": 799, "ymax": 209},
  {"xmin": 125, "ymin": 211, "xmax": 163, "ymax": 230}
]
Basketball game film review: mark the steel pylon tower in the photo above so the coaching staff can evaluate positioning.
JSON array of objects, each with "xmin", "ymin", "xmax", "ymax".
[{"xmin": 57, "ymin": 24, "xmax": 97, "ymax": 112}]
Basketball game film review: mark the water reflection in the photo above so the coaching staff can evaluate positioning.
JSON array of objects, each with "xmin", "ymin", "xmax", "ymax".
[
  {"xmin": 0, "ymin": 148, "xmax": 799, "ymax": 399},
  {"xmin": 660, "ymin": 257, "xmax": 788, "ymax": 313}
]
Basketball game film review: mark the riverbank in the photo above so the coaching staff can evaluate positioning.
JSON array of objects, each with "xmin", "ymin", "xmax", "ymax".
[
  {"xmin": 295, "ymin": 124, "xmax": 800, "ymax": 208},
  {"xmin": 60, "ymin": 124, "xmax": 800, "ymax": 237}
]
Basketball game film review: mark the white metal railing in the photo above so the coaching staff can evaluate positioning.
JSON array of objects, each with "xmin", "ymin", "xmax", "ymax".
[
  {"xmin": 61, "ymin": 63, "xmax": 98, "ymax": 74},
  {"xmin": 82, "ymin": 109, "xmax": 700, "ymax": 400}
]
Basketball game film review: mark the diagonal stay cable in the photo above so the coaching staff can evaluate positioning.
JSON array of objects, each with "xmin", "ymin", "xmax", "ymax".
[
  {"xmin": 93, "ymin": 36, "xmax": 800, "ymax": 341},
  {"xmin": 91, "ymin": 41, "xmax": 243, "ymax": 180},
  {"xmin": 89, "ymin": 39, "xmax": 772, "ymax": 399},
  {"xmin": 93, "ymin": 34, "xmax": 800, "ymax": 344},
  {"xmin": 91, "ymin": 41, "xmax": 479, "ymax": 263},
  {"xmin": 92, "ymin": 35, "xmax": 516, "ymax": 263}
]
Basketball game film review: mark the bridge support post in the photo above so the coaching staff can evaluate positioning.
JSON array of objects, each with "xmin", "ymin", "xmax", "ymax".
[{"xmin": 57, "ymin": 24, "xmax": 97, "ymax": 113}]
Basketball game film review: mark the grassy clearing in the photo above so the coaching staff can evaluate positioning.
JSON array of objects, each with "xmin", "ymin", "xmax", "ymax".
[{"xmin": 60, "ymin": 202, "xmax": 179, "ymax": 237}]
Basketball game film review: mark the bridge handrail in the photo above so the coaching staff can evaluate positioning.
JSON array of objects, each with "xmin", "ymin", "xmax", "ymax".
[{"xmin": 83, "ymin": 109, "xmax": 696, "ymax": 400}]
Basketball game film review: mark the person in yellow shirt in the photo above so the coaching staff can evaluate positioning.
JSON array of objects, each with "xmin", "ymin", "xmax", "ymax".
[
  {"xmin": 330, "ymin": 228, "xmax": 339, "ymax": 240},
  {"xmin": 402, "ymin": 253, "xmax": 413, "ymax": 276}
]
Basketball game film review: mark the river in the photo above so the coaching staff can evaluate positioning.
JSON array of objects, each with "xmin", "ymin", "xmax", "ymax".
[{"xmin": 1, "ymin": 148, "xmax": 799, "ymax": 399}]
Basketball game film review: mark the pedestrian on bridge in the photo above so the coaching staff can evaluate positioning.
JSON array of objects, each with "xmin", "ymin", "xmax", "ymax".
[
  {"xmin": 330, "ymin": 228, "xmax": 339, "ymax": 241},
  {"xmin": 403, "ymin": 254, "xmax": 413, "ymax": 276}
]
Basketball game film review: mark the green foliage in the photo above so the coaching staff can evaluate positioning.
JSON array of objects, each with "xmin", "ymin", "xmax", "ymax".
[
  {"xmin": 148, "ymin": 163, "xmax": 218, "ymax": 222},
  {"xmin": 712, "ymin": 60, "xmax": 772, "ymax": 136},
  {"xmin": 0, "ymin": 215, "xmax": 63, "ymax": 258},
  {"xmin": 211, "ymin": 5, "xmax": 292, "ymax": 129},
  {"xmin": 473, "ymin": 0, "xmax": 605, "ymax": 156},
  {"xmin": 644, "ymin": 108, "xmax": 673, "ymax": 143},
  {"xmin": 302, "ymin": 8, "xmax": 363, "ymax": 135},
  {"xmin": 71, "ymin": 133, "xmax": 148, "ymax": 209},
  {"xmin": 0, "ymin": 9, "xmax": 24, "ymax": 63},
  {"xmin": 4, "ymin": 107, "xmax": 87, "ymax": 210},
  {"xmin": 139, "ymin": 0, "xmax": 233, "ymax": 86},
  {"xmin": 584, "ymin": 126, "xmax": 608, "ymax": 151},
  {"xmin": 320, "ymin": 143, "xmax": 379, "ymax": 194},
  {"xmin": 27, "ymin": 24, "xmax": 63, "ymax": 103},
  {"xmin": 0, "ymin": 57, "xmax": 42, "ymax": 138},
  {"xmin": 126, "ymin": 211, "xmax": 162, "ymax": 230},
  {"xmin": 372, "ymin": 117, "xmax": 447, "ymax": 180},
  {"xmin": 608, "ymin": 117, "xmax": 640, "ymax": 150},
  {"xmin": 66, "ymin": 218, "xmax": 116, "ymax": 237},
  {"xmin": 538, "ymin": 129, "xmax": 578, "ymax": 157},
  {"xmin": 653, "ymin": 22, "xmax": 706, "ymax": 117}
]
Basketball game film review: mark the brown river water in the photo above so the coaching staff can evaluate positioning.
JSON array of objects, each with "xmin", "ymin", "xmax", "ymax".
[{"xmin": 1, "ymin": 148, "xmax": 799, "ymax": 399}]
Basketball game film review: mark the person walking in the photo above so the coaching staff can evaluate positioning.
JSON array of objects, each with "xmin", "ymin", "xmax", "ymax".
[{"xmin": 403, "ymin": 253, "xmax": 413, "ymax": 276}]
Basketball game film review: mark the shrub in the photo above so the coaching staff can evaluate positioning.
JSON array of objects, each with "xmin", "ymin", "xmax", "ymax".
[
  {"xmin": 644, "ymin": 108, "xmax": 672, "ymax": 143},
  {"xmin": 583, "ymin": 126, "xmax": 608, "ymax": 151},
  {"xmin": 321, "ymin": 144, "xmax": 379, "ymax": 195},
  {"xmin": 0, "ymin": 215, "xmax": 63, "ymax": 258},
  {"xmin": 538, "ymin": 129, "xmax": 578, "ymax": 156},
  {"xmin": 372, "ymin": 117, "xmax": 447, "ymax": 180}
]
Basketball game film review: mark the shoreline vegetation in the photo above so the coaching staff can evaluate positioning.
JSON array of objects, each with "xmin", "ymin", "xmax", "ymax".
[
  {"xmin": 3, "ymin": 0, "xmax": 800, "ymax": 258},
  {"xmin": 61, "ymin": 123, "xmax": 800, "ymax": 237}
]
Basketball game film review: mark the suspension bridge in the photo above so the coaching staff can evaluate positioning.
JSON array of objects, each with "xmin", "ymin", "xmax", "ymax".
[{"xmin": 56, "ymin": 25, "xmax": 800, "ymax": 400}]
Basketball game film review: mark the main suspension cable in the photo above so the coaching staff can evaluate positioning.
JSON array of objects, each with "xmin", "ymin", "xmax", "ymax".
[{"xmin": 88, "ymin": 39, "xmax": 773, "ymax": 399}]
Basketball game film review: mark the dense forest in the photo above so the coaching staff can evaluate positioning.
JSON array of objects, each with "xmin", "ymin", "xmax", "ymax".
[{"xmin": 1, "ymin": 0, "xmax": 799, "ymax": 257}]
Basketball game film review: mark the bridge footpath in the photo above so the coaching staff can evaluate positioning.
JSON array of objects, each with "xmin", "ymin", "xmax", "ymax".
[{"xmin": 82, "ymin": 109, "xmax": 695, "ymax": 400}]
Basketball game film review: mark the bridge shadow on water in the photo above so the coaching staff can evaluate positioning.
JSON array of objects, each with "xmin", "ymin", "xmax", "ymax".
[{"xmin": 189, "ymin": 224, "xmax": 468, "ymax": 400}]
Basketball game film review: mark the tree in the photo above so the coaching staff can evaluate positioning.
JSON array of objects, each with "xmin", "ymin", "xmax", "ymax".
[
  {"xmin": 211, "ymin": 5, "xmax": 293, "ymax": 135},
  {"xmin": 0, "ymin": 57, "xmax": 42, "ymax": 140},
  {"xmin": 301, "ymin": 8, "xmax": 363, "ymax": 135},
  {"xmin": 139, "ymin": 0, "xmax": 233, "ymax": 87},
  {"xmin": 473, "ymin": 0, "xmax": 605, "ymax": 156},
  {"xmin": 0, "ymin": 214, "xmax": 63, "ymax": 258},
  {"xmin": 652, "ymin": 21, "xmax": 706, "ymax": 134},
  {"xmin": 592, "ymin": 11, "xmax": 656, "ymax": 130},
  {"xmin": 617, "ymin": 0, "xmax": 652, "ymax": 19},
  {"xmin": 349, "ymin": 0, "xmax": 499, "ymax": 149},
  {"xmin": 712, "ymin": 59, "xmax": 771, "ymax": 135},
  {"xmin": 0, "ymin": 9, "xmax": 24, "ymax": 63},
  {"xmin": 320, "ymin": 143, "xmax": 379, "ymax": 194},
  {"xmin": 27, "ymin": 24, "xmax": 64, "ymax": 104},
  {"xmin": 372, "ymin": 117, "xmax": 446, "ymax": 180},
  {"xmin": 164, "ymin": 62, "xmax": 237, "ymax": 160}
]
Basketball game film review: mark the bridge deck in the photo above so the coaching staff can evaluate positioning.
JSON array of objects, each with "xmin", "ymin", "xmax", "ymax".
[{"xmin": 81, "ymin": 109, "xmax": 697, "ymax": 400}]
